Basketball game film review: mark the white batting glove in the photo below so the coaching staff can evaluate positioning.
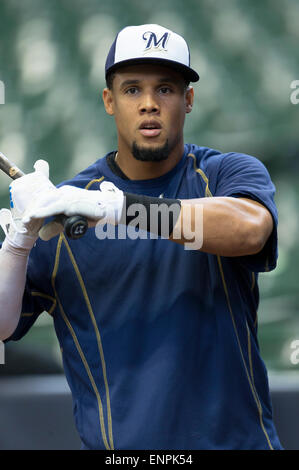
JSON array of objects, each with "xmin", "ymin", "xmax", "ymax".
[
  {"xmin": 0, "ymin": 160, "xmax": 56, "ymax": 252},
  {"xmin": 23, "ymin": 181, "xmax": 125, "ymax": 241}
]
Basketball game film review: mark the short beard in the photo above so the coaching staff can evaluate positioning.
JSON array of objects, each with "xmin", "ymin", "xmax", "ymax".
[{"xmin": 132, "ymin": 140, "xmax": 169, "ymax": 162}]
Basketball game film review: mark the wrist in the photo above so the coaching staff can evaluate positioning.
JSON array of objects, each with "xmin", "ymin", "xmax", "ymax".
[
  {"xmin": 95, "ymin": 184, "xmax": 125, "ymax": 225},
  {"xmin": 0, "ymin": 208, "xmax": 38, "ymax": 252},
  {"xmin": 1, "ymin": 237, "xmax": 32, "ymax": 257},
  {"xmin": 121, "ymin": 193, "xmax": 181, "ymax": 237}
]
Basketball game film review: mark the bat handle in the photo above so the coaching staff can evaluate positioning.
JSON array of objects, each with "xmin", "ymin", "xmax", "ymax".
[
  {"xmin": 0, "ymin": 151, "xmax": 88, "ymax": 240},
  {"xmin": 54, "ymin": 214, "xmax": 89, "ymax": 239}
]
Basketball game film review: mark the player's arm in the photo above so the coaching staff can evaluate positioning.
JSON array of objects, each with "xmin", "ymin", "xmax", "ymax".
[
  {"xmin": 23, "ymin": 182, "xmax": 273, "ymax": 257},
  {"xmin": 0, "ymin": 161, "xmax": 55, "ymax": 340},
  {"xmin": 121, "ymin": 192, "xmax": 273, "ymax": 254},
  {"xmin": 170, "ymin": 196, "xmax": 273, "ymax": 256},
  {"xmin": 0, "ymin": 246, "xmax": 30, "ymax": 340}
]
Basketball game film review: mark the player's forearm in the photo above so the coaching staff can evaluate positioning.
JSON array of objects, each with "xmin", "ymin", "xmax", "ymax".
[
  {"xmin": 119, "ymin": 194, "xmax": 271, "ymax": 255},
  {"xmin": 170, "ymin": 197, "xmax": 273, "ymax": 256},
  {"xmin": 0, "ymin": 243, "xmax": 28, "ymax": 340},
  {"xmin": 21, "ymin": 184, "xmax": 273, "ymax": 257}
]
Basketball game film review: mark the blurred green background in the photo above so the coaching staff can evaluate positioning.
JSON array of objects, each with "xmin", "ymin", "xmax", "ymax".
[{"xmin": 0, "ymin": 0, "xmax": 298, "ymax": 375}]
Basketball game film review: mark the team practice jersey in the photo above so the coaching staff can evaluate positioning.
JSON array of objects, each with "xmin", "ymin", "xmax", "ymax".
[{"xmin": 6, "ymin": 144, "xmax": 282, "ymax": 450}]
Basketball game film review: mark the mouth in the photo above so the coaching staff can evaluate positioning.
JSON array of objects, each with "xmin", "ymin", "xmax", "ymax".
[{"xmin": 138, "ymin": 120, "xmax": 162, "ymax": 138}]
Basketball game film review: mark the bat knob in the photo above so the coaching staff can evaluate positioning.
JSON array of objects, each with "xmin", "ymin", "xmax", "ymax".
[{"xmin": 63, "ymin": 215, "xmax": 89, "ymax": 239}]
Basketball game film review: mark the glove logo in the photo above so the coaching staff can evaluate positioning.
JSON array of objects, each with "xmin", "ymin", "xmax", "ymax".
[
  {"xmin": 9, "ymin": 186, "xmax": 13, "ymax": 208},
  {"xmin": 142, "ymin": 31, "xmax": 170, "ymax": 52}
]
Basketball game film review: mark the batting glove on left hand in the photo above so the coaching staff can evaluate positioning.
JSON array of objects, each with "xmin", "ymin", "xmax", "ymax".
[{"xmin": 0, "ymin": 160, "xmax": 56, "ymax": 251}]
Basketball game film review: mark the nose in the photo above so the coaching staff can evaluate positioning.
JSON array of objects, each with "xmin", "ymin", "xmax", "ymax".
[{"xmin": 139, "ymin": 91, "xmax": 160, "ymax": 114}]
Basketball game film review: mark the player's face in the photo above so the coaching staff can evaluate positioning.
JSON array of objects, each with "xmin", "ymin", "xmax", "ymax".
[{"xmin": 103, "ymin": 64, "xmax": 193, "ymax": 161}]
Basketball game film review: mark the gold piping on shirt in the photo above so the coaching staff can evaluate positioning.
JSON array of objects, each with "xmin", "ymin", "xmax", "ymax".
[
  {"xmin": 189, "ymin": 152, "xmax": 274, "ymax": 450},
  {"xmin": 218, "ymin": 256, "xmax": 274, "ymax": 450},
  {"xmin": 31, "ymin": 291, "xmax": 57, "ymax": 315},
  {"xmin": 51, "ymin": 228, "xmax": 112, "ymax": 450},
  {"xmin": 61, "ymin": 232, "xmax": 114, "ymax": 451},
  {"xmin": 85, "ymin": 176, "xmax": 105, "ymax": 190},
  {"xmin": 188, "ymin": 153, "xmax": 213, "ymax": 197}
]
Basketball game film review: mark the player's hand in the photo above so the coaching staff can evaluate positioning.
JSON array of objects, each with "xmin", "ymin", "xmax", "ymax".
[
  {"xmin": 22, "ymin": 181, "xmax": 125, "ymax": 241},
  {"xmin": 0, "ymin": 160, "xmax": 56, "ymax": 251}
]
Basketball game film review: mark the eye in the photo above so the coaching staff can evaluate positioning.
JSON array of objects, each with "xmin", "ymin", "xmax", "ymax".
[
  {"xmin": 125, "ymin": 87, "xmax": 139, "ymax": 95},
  {"xmin": 159, "ymin": 86, "xmax": 172, "ymax": 94}
]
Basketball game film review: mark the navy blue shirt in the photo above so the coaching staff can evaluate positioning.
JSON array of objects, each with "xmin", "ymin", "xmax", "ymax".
[{"xmin": 6, "ymin": 144, "xmax": 282, "ymax": 449}]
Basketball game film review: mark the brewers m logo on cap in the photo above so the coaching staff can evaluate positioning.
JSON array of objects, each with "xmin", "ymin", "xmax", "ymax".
[
  {"xmin": 105, "ymin": 24, "xmax": 200, "ymax": 83},
  {"xmin": 142, "ymin": 31, "xmax": 170, "ymax": 53}
]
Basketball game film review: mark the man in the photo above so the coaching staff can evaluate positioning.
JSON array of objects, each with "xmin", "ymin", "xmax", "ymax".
[{"xmin": 0, "ymin": 24, "xmax": 282, "ymax": 450}]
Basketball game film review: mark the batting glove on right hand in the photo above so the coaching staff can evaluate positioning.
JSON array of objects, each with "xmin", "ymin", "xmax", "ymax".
[
  {"xmin": 23, "ymin": 181, "xmax": 125, "ymax": 241},
  {"xmin": 0, "ymin": 160, "xmax": 56, "ymax": 252}
]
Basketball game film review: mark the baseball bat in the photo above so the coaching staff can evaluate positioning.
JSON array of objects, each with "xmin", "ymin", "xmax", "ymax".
[{"xmin": 0, "ymin": 151, "xmax": 88, "ymax": 240}]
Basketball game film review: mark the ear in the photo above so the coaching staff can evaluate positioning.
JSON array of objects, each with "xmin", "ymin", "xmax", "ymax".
[
  {"xmin": 102, "ymin": 88, "xmax": 114, "ymax": 116},
  {"xmin": 185, "ymin": 86, "xmax": 194, "ymax": 114}
]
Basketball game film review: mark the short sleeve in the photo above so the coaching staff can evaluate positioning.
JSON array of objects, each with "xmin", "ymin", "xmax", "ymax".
[{"xmin": 214, "ymin": 153, "xmax": 278, "ymax": 272}]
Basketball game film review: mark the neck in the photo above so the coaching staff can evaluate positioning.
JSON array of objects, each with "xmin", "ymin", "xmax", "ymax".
[{"xmin": 115, "ymin": 143, "xmax": 184, "ymax": 180}]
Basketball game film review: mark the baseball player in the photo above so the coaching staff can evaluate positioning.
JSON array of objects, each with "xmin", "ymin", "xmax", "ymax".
[{"xmin": 0, "ymin": 24, "xmax": 283, "ymax": 450}]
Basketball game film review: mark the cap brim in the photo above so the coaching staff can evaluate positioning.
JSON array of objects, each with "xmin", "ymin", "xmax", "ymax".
[{"xmin": 106, "ymin": 57, "xmax": 199, "ymax": 83}]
